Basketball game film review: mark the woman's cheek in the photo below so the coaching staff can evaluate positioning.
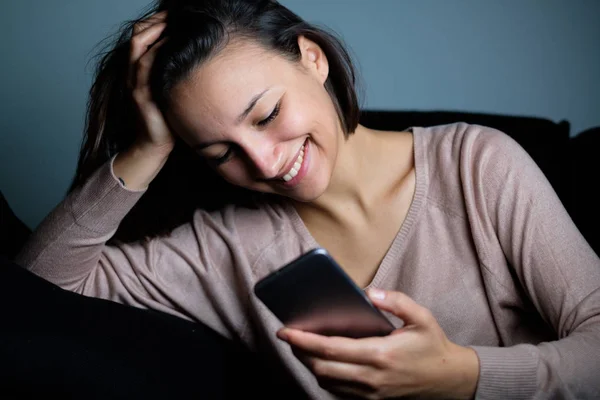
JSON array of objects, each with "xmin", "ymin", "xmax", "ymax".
[
  {"xmin": 220, "ymin": 161, "xmax": 250, "ymax": 186},
  {"xmin": 280, "ymin": 103, "xmax": 311, "ymax": 138}
]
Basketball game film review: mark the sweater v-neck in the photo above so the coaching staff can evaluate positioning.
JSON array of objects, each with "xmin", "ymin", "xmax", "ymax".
[{"xmin": 284, "ymin": 127, "xmax": 430, "ymax": 289}]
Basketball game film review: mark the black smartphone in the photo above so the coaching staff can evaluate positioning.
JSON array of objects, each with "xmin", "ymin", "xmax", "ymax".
[{"xmin": 254, "ymin": 248, "xmax": 395, "ymax": 338}]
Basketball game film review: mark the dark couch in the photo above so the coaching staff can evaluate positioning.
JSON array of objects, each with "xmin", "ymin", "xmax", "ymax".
[{"xmin": 1, "ymin": 110, "xmax": 598, "ymax": 398}]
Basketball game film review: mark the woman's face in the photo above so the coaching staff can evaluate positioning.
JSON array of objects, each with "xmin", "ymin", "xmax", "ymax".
[{"xmin": 166, "ymin": 36, "xmax": 344, "ymax": 202}]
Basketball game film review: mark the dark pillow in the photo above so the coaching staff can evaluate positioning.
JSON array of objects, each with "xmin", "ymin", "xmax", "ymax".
[
  {"xmin": 0, "ymin": 256, "xmax": 305, "ymax": 399},
  {"xmin": 568, "ymin": 127, "xmax": 600, "ymax": 256},
  {"xmin": 0, "ymin": 191, "xmax": 32, "ymax": 260}
]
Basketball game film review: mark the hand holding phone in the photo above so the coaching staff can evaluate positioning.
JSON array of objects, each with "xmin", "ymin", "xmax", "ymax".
[{"xmin": 254, "ymin": 248, "xmax": 395, "ymax": 338}]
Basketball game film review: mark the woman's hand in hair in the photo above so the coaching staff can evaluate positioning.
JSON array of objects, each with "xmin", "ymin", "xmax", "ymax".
[
  {"xmin": 128, "ymin": 11, "xmax": 174, "ymax": 157},
  {"xmin": 113, "ymin": 12, "xmax": 174, "ymax": 190}
]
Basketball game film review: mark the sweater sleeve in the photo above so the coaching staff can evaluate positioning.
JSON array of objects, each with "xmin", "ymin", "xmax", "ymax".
[
  {"xmin": 15, "ymin": 156, "xmax": 251, "ymax": 339},
  {"xmin": 464, "ymin": 126, "xmax": 600, "ymax": 399}
]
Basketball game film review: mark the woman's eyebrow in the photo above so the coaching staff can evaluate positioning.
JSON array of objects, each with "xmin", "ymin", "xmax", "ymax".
[
  {"xmin": 236, "ymin": 88, "xmax": 270, "ymax": 123},
  {"xmin": 195, "ymin": 88, "xmax": 273, "ymax": 150}
]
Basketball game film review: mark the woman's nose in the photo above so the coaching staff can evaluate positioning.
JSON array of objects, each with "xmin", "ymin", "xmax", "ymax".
[{"xmin": 241, "ymin": 138, "xmax": 283, "ymax": 180}]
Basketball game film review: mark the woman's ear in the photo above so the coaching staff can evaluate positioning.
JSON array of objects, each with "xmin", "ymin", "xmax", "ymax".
[{"xmin": 298, "ymin": 35, "xmax": 329, "ymax": 84}]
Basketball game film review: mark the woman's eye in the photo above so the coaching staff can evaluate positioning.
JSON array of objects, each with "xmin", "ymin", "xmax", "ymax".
[
  {"xmin": 210, "ymin": 147, "xmax": 234, "ymax": 166},
  {"xmin": 257, "ymin": 102, "xmax": 281, "ymax": 127}
]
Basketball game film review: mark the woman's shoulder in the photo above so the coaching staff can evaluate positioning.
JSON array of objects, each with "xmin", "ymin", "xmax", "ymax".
[
  {"xmin": 417, "ymin": 121, "xmax": 516, "ymax": 152},
  {"xmin": 413, "ymin": 122, "xmax": 536, "ymax": 212},
  {"xmin": 415, "ymin": 122, "xmax": 529, "ymax": 173}
]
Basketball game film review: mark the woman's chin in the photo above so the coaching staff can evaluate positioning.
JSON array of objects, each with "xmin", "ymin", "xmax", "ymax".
[
  {"xmin": 286, "ymin": 192, "xmax": 320, "ymax": 203},
  {"xmin": 245, "ymin": 167, "xmax": 331, "ymax": 202},
  {"xmin": 284, "ymin": 180, "xmax": 329, "ymax": 202}
]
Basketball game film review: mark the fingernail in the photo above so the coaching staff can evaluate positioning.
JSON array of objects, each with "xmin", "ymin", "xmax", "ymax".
[
  {"xmin": 277, "ymin": 329, "xmax": 289, "ymax": 341},
  {"xmin": 369, "ymin": 288, "xmax": 386, "ymax": 300}
]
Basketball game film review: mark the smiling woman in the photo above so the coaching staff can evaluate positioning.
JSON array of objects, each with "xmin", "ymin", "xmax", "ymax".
[
  {"xmin": 165, "ymin": 37, "xmax": 338, "ymax": 199},
  {"xmin": 15, "ymin": 0, "xmax": 600, "ymax": 399},
  {"xmin": 67, "ymin": 0, "xmax": 360, "ymax": 242}
]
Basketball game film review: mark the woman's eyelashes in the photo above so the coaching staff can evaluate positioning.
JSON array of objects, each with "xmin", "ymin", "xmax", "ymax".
[
  {"xmin": 257, "ymin": 102, "xmax": 281, "ymax": 127},
  {"xmin": 209, "ymin": 102, "xmax": 282, "ymax": 166},
  {"xmin": 211, "ymin": 147, "xmax": 234, "ymax": 166}
]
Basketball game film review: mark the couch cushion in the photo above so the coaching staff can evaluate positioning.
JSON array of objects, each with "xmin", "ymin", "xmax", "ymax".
[
  {"xmin": 569, "ymin": 127, "xmax": 600, "ymax": 256},
  {"xmin": 0, "ymin": 256, "xmax": 304, "ymax": 399},
  {"xmin": 0, "ymin": 191, "xmax": 32, "ymax": 260}
]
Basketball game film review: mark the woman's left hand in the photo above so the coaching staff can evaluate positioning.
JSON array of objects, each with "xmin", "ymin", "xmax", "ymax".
[{"xmin": 277, "ymin": 289, "xmax": 480, "ymax": 399}]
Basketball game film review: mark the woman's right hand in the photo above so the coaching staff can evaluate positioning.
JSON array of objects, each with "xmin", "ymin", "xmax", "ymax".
[
  {"xmin": 113, "ymin": 11, "xmax": 175, "ymax": 190},
  {"xmin": 128, "ymin": 11, "xmax": 175, "ymax": 155}
]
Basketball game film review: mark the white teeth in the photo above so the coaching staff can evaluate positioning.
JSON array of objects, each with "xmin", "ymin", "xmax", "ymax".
[
  {"xmin": 282, "ymin": 143, "xmax": 306, "ymax": 182},
  {"xmin": 283, "ymin": 167, "xmax": 298, "ymax": 182}
]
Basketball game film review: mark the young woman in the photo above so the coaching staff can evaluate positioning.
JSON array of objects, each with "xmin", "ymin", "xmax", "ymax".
[{"xmin": 17, "ymin": 1, "xmax": 600, "ymax": 399}]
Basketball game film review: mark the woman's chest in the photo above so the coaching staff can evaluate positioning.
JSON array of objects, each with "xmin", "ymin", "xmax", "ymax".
[
  {"xmin": 367, "ymin": 211, "xmax": 504, "ymax": 346},
  {"xmin": 313, "ymin": 218, "xmax": 405, "ymax": 288},
  {"xmin": 306, "ymin": 181, "xmax": 417, "ymax": 288}
]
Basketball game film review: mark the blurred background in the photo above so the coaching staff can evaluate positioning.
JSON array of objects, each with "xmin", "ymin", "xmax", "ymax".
[{"xmin": 1, "ymin": 0, "xmax": 599, "ymax": 230}]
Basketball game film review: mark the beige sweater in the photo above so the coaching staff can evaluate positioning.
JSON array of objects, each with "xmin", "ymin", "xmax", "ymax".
[{"xmin": 17, "ymin": 123, "xmax": 600, "ymax": 399}]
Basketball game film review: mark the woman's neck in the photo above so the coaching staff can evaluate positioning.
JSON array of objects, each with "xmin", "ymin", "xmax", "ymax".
[
  {"xmin": 317, "ymin": 124, "xmax": 376, "ymax": 210},
  {"xmin": 297, "ymin": 124, "xmax": 413, "ymax": 223}
]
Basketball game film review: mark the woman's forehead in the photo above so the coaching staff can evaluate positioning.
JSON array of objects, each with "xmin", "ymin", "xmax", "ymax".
[
  {"xmin": 176, "ymin": 42, "xmax": 285, "ymax": 105},
  {"xmin": 168, "ymin": 42, "xmax": 291, "ymax": 135}
]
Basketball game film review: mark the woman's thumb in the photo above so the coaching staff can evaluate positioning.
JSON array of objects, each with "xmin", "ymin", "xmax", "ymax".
[{"xmin": 367, "ymin": 288, "xmax": 433, "ymax": 328}]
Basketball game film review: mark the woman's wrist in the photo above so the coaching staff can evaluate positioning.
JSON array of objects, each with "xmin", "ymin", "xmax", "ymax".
[
  {"xmin": 113, "ymin": 142, "xmax": 172, "ymax": 190},
  {"xmin": 132, "ymin": 138, "xmax": 175, "ymax": 159},
  {"xmin": 444, "ymin": 344, "xmax": 480, "ymax": 399}
]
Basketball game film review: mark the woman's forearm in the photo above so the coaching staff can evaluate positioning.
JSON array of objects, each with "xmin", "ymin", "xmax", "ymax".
[{"xmin": 112, "ymin": 142, "xmax": 172, "ymax": 190}]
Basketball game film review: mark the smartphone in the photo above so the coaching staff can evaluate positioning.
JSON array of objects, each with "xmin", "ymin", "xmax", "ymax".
[{"xmin": 254, "ymin": 248, "xmax": 395, "ymax": 338}]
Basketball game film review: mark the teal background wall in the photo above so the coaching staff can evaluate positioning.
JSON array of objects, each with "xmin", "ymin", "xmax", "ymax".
[{"xmin": 1, "ymin": 0, "xmax": 599, "ymax": 229}]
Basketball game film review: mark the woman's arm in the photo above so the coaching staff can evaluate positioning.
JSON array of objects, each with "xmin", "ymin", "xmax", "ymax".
[
  {"xmin": 466, "ymin": 127, "xmax": 600, "ymax": 399},
  {"xmin": 14, "ymin": 10, "xmax": 243, "ymax": 330},
  {"xmin": 16, "ymin": 11, "xmax": 177, "ymax": 298},
  {"xmin": 15, "ymin": 152, "xmax": 250, "ymax": 339},
  {"xmin": 112, "ymin": 11, "xmax": 174, "ymax": 191},
  {"xmin": 16, "ymin": 153, "xmax": 147, "ymax": 291}
]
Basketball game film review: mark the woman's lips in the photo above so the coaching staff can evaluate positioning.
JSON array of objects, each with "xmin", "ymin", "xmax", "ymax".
[{"xmin": 282, "ymin": 138, "xmax": 310, "ymax": 188}]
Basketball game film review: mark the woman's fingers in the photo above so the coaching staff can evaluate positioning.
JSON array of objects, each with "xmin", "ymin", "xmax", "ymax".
[
  {"xmin": 132, "ymin": 10, "xmax": 168, "ymax": 35},
  {"xmin": 367, "ymin": 289, "xmax": 434, "ymax": 328},
  {"xmin": 130, "ymin": 22, "xmax": 166, "ymax": 64},
  {"xmin": 133, "ymin": 37, "xmax": 168, "ymax": 99},
  {"xmin": 128, "ymin": 22, "xmax": 167, "ymax": 88},
  {"xmin": 121, "ymin": 11, "xmax": 175, "ymax": 153},
  {"xmin": 127, "ymin": 11, "xmax": 168, "ymax": 89},
  {"xmin": 279, "ymin": 329, "xmax": 384, "ymax": 365}
]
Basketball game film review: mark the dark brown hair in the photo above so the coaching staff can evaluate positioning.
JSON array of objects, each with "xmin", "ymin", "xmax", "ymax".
[{"xmin": 71, "ymin": 0, "xmax": 360, "ymax": 243}]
